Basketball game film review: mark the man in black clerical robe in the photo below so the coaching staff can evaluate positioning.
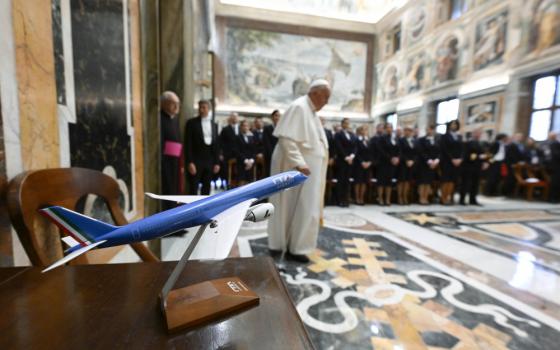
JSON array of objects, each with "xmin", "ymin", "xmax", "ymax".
[{"xmin": 160, "ymin": 91, "xmax": 182, "ymax": 211}]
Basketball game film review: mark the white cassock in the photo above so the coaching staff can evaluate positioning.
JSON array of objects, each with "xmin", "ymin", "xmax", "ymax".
[{"xmin": 267, "ymin": 95, "xmax": 328, "ymax": 254}]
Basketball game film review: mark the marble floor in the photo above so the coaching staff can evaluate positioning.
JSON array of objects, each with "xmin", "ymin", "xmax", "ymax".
[{"xmin": 237, "ymin": 196, "xmax": 560, "ymax": 349}]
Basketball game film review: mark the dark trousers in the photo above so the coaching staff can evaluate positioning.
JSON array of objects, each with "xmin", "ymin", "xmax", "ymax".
[
  {"xmin": 551, "ymin": 168, "xmax": 560, "ymax": 202},
  {"xmin": 335, "ymin": 161, "xmax": 352, "ymax": 205},
  {"xmin": 485, "ymin": 162, "xmax": 502, "ymax": 196},
  {"xmin": 188, "ymin": 162, "xmax": 212, "ymax": 195},
  {"xmin": 460, "ymin": 166, "xmax": 480, "ymax": 203},
  {"xmin": 161, "ymin": 156, "xmax": 180, "ymax": 211}
]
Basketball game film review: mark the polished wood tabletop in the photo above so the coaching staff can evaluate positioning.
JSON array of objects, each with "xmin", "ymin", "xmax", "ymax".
[{"xmin": 0, "ymin": 257, "xmax": 314, "ymax": 350}]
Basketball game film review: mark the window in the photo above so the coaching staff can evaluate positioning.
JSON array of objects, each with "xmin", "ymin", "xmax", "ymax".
[
  {"xmin": 385, "ymin": 113, "xmax": 398, "ymax": 130},
  {"xmin": 435, "ymin": 98, "xmax": 459, "ymax": 134},
  {"xmin": 387, "ymin": 24, "xmax": 401, "ymax": 55},
  {"xmin": 449, "ymin": 0, "xmax": 467, "ymax": 20},
  {"xmin": 529, "ymin": 73, "xmax": 560, "ymax": 141}
]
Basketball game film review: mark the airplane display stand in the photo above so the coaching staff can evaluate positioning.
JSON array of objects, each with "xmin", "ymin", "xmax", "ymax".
[{"xmin": 159, "ymin": 223, "xmax": 259, "ymax": 333}]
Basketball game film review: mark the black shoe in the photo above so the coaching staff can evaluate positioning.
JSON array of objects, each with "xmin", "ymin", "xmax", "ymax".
[
  {"xmin": 268, "ymin": 249, "xmax": 282, "ymax": 259},
  {"xmin": 459, "ymin": 201, "xmax": 466, "ymax": 206},
  {"xmin": 470, "ymin": 201, "xmax": 482, "ymax": 206},
  {"xmin": 286, "ymin": 252, "xmax": 310, "ymax": 263}
]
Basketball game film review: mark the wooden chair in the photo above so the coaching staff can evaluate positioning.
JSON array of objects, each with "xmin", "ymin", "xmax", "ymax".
[
  {"xmin": 227, "ymin": 159, "xmax": 238, "ymax": 188},
  {"xmin": 512, "ymin": 164, "xmax": 550, "ymax": 201},
  {"xmin": 7, "ymin": 167, "xmax": 158, "ymax": 269}
]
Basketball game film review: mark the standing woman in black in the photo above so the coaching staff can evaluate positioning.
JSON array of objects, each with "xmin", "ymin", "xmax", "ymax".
[
  {"xmin": 353, "ymin": 125, "xmax": 373, "ymax": 205},
  {"xmin": 417, "ymin": 125, "xmax": 440, "ymax": 204},
  {"xmin": 377, "ymin": 123, "xmax": 400, "ymax": 205},
  {"xmin": 397, "ymin": 126, "xmax": 418, "ymax": 205},
  {"xmin": 440, "ymin": 120, "xmax": 463, "ymax": 205},
  {"xmin": 235, "ymin": 120, "xmax": 257, "ymax": 186}
]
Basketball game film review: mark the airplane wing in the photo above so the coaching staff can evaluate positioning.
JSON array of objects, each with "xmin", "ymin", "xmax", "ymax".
[
  {"xmin": 145, "ymin": 192, "xmax": 208, "ymax": 204},
  {"xmin": 189, "ymin": 198, "xmax": 256, "ymax": 260}
]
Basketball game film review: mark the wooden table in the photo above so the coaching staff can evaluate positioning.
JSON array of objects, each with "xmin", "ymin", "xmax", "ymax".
[{"xmin": 0, "ymin": 257, "xmax": 314, "ymax": 349}]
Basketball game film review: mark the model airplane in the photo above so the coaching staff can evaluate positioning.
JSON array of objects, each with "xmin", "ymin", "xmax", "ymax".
[{"xmin": 39, "ymin": 171, "xmax": 307, "ymax": 272}]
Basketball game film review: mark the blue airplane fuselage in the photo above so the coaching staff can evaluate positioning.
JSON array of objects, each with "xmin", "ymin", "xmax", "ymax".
[{"xmin": 87, "ymin": 171, "xmax": 306, "ymax": 250}]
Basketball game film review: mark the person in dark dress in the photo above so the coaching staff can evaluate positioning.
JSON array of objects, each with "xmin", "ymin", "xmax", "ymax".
[
  {"xmin": 440, "ymin": 120, "xmax": 463, "ymax": 205},
  {"xmin": 416, "ymin": 125, "xmax": 440, "ymax": 205},
  {"xmin": 235, "ymin": 120, "xmax": 256, "ymax": 186},
  {"xmin": 219, "ymin": 113, "xmax": 240, "ymax": 188},
  {"xmin": 397, "ymin": 126, "xmax": 417, "ymax": 205},
  {"xmin": 334, "ymin": 118, "xmax": 357, "ymax": 207},
  {"xmin": 376, "ymin": 123, "xmax": 400, "ymax": 206},
  {"xmin": 184, "ymin": 100, "xmax": 220, "ymax": 195},
  {"xmin": 159, "ymin": 91, "xmax": 183, "ymax": 211},
  {"xmin": 321, "ymin": 117, "xmax": 337, "ymax": 205},
  {"xmin": 263, "ymin": 110, "xmax": 280, "ymax": 177},
  {"xmin": 252, "ymin": 116, "xmax": 266, "ymax": 179},
  {"xmin": 460, "ymin": 128, "xmax": 487, "ymax": 205},
  {"xmin": 353, "ymin": 125, "xmax": 373, "ymax": 205}
]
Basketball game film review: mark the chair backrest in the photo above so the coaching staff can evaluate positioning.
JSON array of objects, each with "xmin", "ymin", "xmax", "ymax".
[
  {"xmin": 7, "ymin": 167, "xmax": 157, "ymax": 267},
  {"xmin": 512, "ymin": 164, "xmax": 528, "ymax": 183}
]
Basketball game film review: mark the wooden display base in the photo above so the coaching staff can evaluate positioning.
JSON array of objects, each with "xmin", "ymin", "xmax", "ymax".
[
  {"xmin": 159, "ymin": 223, "xmax": 259, "ymax": 333},
  {"xmin": 162, "ymin": 277, "xmax": 259, "ymax": 333}
]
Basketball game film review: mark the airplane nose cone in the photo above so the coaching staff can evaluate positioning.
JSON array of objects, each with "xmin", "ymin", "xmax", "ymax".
[{"xmin": 295, "ymin": 172, "xmax": 308, "ymax": 184}]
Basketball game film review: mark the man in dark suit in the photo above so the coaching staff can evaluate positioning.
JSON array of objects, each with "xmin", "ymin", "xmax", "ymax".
[
  {"xmin": 334, "ymin": 118, "xmax": 357, "ymax": 207},
  {"xmin": 184, "ymin": 100, "xmax": 220, "ymax": 195},
  {"xmin": 219, "ymin": 113, "xmax": 239, "ymax": 187},
  {"xmin": 460, "ymin": 128, "xmax": 487, "ymax": 205},
  {"xmin": 263, "ymin": 110, "xmax": 280, "ymax": 177},
  {"xmin": 504, "ymin": 133, "xmax": 525, "ymax": 195}
]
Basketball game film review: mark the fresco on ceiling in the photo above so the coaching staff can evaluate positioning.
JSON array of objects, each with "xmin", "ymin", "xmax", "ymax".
[
  {"xmin": 473, "ymin": 10, "xmax": 508, "ymax": 71},
  {"xmin": 225, "ymin": 27, "xmax": 368, "ymax": 112}
]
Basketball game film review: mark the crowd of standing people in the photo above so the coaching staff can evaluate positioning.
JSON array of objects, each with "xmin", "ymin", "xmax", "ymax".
[{"xmin": 159, "ymin": 91, "xmax": 560, "ymax": 210}]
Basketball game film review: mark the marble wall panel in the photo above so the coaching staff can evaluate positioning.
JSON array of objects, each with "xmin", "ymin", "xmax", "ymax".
[
  {"xmin": 12, "ymin": 0, "xmax": 60, "ymax": 170},
  {"xmin": 66, "ymin": 0, "xmax": 135, "ymax": 217}
]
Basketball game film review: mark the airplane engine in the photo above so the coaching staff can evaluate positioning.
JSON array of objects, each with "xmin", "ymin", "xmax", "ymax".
[{"xmin": 244, "ymin": 203, "xmax": 274, "ymax": 222}]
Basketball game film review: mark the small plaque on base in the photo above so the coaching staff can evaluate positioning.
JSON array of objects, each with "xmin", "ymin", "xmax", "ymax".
[{"xmin": 162, "ymin": 277, "xmax": 259, "ymax": 333}]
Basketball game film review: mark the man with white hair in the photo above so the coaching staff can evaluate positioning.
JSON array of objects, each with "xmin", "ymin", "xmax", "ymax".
[
  {"xmin": 268, "ymin": 79, "xmax": 331, "ymax": 263},
  {"xmin": 160, "ymin": 91, "xmax": 182, "ymax": 211}
]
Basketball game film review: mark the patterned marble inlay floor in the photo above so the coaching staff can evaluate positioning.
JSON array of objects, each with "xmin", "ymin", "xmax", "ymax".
[
  {"xmin": 239, "ymin": 226, "xmax": 560, "ymax": 349},
  {"xmin": 389, "ymin": 209, "xmax": 560, "ymax": 273}
]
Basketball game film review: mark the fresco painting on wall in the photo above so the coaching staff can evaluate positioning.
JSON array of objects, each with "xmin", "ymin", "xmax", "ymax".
[
  {"xmin": 407, "ymin": 6, "xmax": 427, "ymax": 44},
  {"xmin": 382, "ymin": 65, "xmax": 399, "ymax": 101},
  {"xmin": 434, "ymin": 35, "xmax": 460, "ymax": 83},
  {"xmin": 461, "ymin": 94, "xmax": 502, "ymax": 142},
  {"xmin": 526, "ymin": 0, "xmax": 560, "ymax": 54},
  {"xmin": 225, "ymin": 27, "xmax": 368, "ymax": 113},
  {"xmin": 398, "ymin": 113, "xmax": 418, "ymax": 128},
  {"xmin": 405, "ymin": 52, "xmax": 429, "ymax": 93},
  {"xmin": 466, "ymin": 101, "xmax": 496, "ymax": 126},
  {"xmin": 473, "ymin": 11, "xmax": 508, "ymax": 71}
]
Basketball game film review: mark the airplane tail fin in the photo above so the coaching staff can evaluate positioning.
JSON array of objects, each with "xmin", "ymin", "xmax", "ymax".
[{"xmin": 39, "ymin": 206, "xmax": 118, "ymax": 248}]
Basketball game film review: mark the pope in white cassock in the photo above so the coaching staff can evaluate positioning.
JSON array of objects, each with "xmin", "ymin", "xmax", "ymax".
[{"xmin": 268, "ymin": 79, "xmax": 331, "ymax": 263}]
